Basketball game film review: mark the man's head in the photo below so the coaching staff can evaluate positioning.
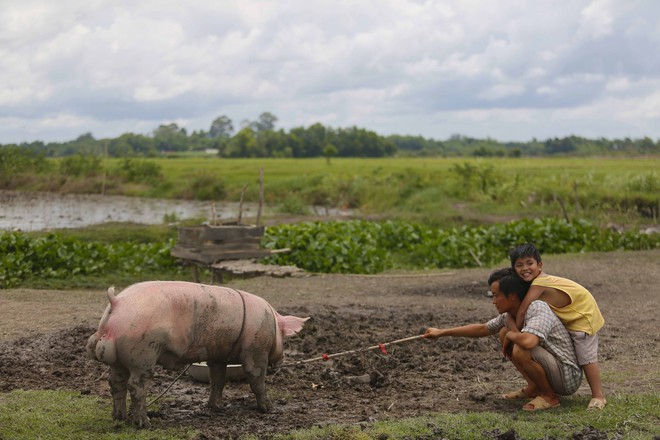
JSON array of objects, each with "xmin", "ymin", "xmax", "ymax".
[
  {"xmin": 487, "ymin": 267, "xmax": 513, "ymax": 286},
  {"xmin": 498, "ymin": 274, "xmax": 530, "ymax": 301},
  {"xmin": 509, "ymin": 243, "xmax": 543, "ymax": 283},
  {"xmin": 488, "ymin": 268, "xmax": 529, "ymax": 314}
]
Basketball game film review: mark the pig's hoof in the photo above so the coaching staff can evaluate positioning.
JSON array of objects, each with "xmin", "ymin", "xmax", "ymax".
[
  {"xmin": 208, "ymin": 403, "xmax": 226, "ymax": 413},
  {"xmin": 112, "ymin": 410, "xmax": 127, "ymax": 421},
  {"xmin": 131, "ymin": 414, "xmax": 151, "ymax": 429},
  {"xmin": 257, "ymin": 402, "xmax": 273, "ymax": 413}
]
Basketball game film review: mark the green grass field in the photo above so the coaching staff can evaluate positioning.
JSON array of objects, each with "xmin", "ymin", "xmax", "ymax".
[
  {"xmin": 1, "ymin": 390, "xmax": 657, "ymax": 439},
  {"xmin": 133, "ymin": 156, "xmax": 659, "ymax": 227},
  {"xmin": 12, "ymin": 154, "xmax": 658, "ymax": 228}
]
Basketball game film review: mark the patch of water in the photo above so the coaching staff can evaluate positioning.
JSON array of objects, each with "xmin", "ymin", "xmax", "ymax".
[{"xmin": 0, "ymin": 190, "xmax": 261, "ymax": 231}]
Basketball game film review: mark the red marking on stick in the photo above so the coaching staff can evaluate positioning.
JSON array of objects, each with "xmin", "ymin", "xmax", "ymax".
[
  {"xmin": 378, "ymin": 343, "xmax": 388, "ymax": 355},
  {"xmin": 322, "ymin": 354, "xmax": 330, "ymax": 361}
]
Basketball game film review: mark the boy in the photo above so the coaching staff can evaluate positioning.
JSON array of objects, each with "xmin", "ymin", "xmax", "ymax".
[
  {"xmin": 509, "ymin": 243, "xmax": 606, "ymax": 410},
  {"xmin": 424, "ymin": 269, "xmax": 582, "ymax": 411}
]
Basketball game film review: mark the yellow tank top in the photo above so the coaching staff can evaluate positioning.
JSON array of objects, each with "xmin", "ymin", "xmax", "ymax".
[{"xmin": 531, "ymin": 274, "xmax": 605, "ymax": 335}]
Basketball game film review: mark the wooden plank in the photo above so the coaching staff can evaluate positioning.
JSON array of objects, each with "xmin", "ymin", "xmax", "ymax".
[
  {"xmin": 211, "ymin": 260, "xmax": 304, "ymax": 278},
  {"xmin": 201, "ymin": 225, "xmax": 265, "ymax": 241},
  {"xmin": 198, "ymin": 239, "xmax": 262, "ymax": 251},
  {"xmin": 171, "ymin": 246, "xmax": 215, "ymax": 264},
  {"xmin": 177, "ymin": 227, "xmax": 204, "ymax": 245},
  {"xmin": 199, "ymin": 236, "xmax": 261, "ymax": 246},
  {"xmin": 200, "ymin": 249, "xmax": 272, "ymax": 260},
  {"xmin": 171, "ymin": 245, "xmax": 272, "ymax": 264}
]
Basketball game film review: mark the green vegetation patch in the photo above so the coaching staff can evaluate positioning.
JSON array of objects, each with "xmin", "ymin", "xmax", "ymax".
[
  {"xmin": 1, "ymin": 218, "xmax": 658, "ymax": 288},
  {"xmin": 0, "ymin": 389, "xmax": 196, "ymax": 440},
  {"xmin": 275, "ymin": 393, "xmax": 659, "ymax": 440},
  {"xmin": 263, "ymin": 218, "xmax": 660, "ymax": 274}
]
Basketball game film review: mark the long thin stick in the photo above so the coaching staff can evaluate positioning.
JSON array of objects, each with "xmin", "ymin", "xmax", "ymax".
[
  {"xmin": 256, "ymin": 167, "xmax": 264, "ymax": 226},
  {"xmin": 280, "ymin": 334, "xmax": 424, "ymax": 367},
  {"xmin": 150, "ymin": 334, "xmax": 425, "ymax": 404}
]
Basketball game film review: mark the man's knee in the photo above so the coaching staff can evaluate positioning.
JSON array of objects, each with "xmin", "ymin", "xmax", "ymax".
[{"xmin": 510, "ymin": 344, "xmax": 531, "ymax": 363}]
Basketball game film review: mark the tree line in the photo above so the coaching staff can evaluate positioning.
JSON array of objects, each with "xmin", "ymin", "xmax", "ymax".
[{"xmin": 2, "ymin": 112, "xmax": 659, "ymax": 159}]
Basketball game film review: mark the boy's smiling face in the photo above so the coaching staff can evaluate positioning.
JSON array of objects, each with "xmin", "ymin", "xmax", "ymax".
[{"xmin": 514, "ymin": 256, "xmax": 543, "ymax": 282}]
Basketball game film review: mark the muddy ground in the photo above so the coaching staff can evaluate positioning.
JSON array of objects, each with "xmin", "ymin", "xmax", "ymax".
[{"xmin": 1, "ymin": 249, "xmax": 659, "ymax": 439}]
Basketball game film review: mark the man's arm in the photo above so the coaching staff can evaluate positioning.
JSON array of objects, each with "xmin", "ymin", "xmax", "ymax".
[
  {"xmin": 424, "ymin": 323, "xmax": 492, "ymax": 339},
  {"xmin": 505, "ymin": 328, "xmax": 540, "ymax": 350},
  {"xmin": 515, "ymin": 285, "xmax": 544, "ymax": 329}
]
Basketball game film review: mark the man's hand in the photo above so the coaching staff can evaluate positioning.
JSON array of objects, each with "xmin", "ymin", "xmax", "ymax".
[
  {"xmin": 502, "ymin": 337, "xmax": 513, "ymax": 359},
  {"xmin": 423, "ymin": 327, "xmax": 444, "ymax": 339}
]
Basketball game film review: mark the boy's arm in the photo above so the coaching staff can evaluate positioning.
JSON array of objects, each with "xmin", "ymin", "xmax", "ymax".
[{"xmin": 515, "ymin": 285, "xmax": 543, "ymax": 329}]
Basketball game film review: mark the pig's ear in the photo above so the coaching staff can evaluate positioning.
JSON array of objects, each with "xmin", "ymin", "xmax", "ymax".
[{"xmin": 276, "ymin": 314, "xmax": 309, "ymax": 337}]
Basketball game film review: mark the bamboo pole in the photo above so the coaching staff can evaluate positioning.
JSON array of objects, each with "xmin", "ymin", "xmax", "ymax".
[
  {"xmin": 280, "ymin": 334, "xmax": 425, "ymax": 367},
  {"xmin": 256, "ymin": 167, "xmax": 264, "ymax": 226}
]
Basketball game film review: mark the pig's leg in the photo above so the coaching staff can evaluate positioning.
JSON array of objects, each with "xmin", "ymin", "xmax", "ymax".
[
  {"xmin": 127, "ymin": 369, "xmax": 153, "ymax": 429},
  {"xmin": 108, "ymin": 364, "xmax": 129, "ymax": 421},
  {"xmin": 243, "ymin": 353, "xmax": 273, "ymax": 413},
  {"xmin": 206, "ymin": 361, "xmax": 228, "ymax": 411}
]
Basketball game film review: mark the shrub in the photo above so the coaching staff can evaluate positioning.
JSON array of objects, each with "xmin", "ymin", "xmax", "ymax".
[
  {"xmin": 59, "ymin": 154, "xmax": 102, "ymax": 177},
  {"xmin": 114, "ymin": 158, "xmax": 163, "ymax": 184}
]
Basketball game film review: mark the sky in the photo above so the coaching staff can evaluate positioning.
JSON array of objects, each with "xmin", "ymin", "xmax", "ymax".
[{"xmin": 1, "ymin": 0, "xmax": 660, "ymax": 144}]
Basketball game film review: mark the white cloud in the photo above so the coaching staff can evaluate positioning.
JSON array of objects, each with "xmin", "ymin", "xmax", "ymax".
[
  {"xmin": 578, "ymin": 0, "xmax": 615, "ymax": 40},
  {"xmin": 1, "ymin": 0, "xmax": 659, "ymax": 143}
]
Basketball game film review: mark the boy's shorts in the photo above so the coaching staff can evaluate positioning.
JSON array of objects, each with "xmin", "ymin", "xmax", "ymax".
[{"xmin": 569, "ymin": 331, "xmax": 599, "ymax": 365}]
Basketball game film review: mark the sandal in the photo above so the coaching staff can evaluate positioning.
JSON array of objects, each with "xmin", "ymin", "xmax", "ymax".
[
  {"xmin": 502, "ymin": 388, "xmax": 530, "ymax": 399},
  {"xmin": 587, "ymin": 398, "xmax": 606, "ymax": 411},
  {"xmin": 522, "ymin": 396, "xmax": 560, "ymax": 411}
]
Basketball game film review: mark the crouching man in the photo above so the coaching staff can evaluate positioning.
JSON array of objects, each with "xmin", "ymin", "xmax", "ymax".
[{"xmin": 423, "ymin": 268, "xmax": 582, "ymax": 411}]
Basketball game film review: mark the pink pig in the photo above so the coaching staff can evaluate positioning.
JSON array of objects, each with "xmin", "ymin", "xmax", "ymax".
[{"xmin": 86, "ymin": 281, "xmax": 308, "ymax": 428}]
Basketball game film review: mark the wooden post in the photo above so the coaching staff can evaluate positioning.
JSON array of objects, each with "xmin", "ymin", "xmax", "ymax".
[
  {"xmin": 238, "ymin": 184, "xmax": 247, "ymax": 225},
  {"xmin": 257, "ymin": 167, "xmax": 264, "ymax": 226}
]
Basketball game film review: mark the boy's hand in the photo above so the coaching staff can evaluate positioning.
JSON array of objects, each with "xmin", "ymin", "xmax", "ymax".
[
  {"xmin": 515, "ymin": 309, "xmax": 524, "ymax": 330},
  {"xmin": 506, "ymin": 314, "xmax": 518, "ymax": 331}
]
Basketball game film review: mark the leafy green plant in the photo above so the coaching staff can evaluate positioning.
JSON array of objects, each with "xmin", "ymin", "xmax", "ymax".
[
  {"xmin": 263, "ymin": 218, "xmax": 659, "ymax": 274},
  {"xmin": 0, "ymin": 231, "xmax": 179, "ymax": 288},
  {"xmin": 263, "ymin": 220, "xmax": 387, "ymax": 273},
  {"xmin": 115, "ymin": 158, "xmax": 163, "ymax": 184},
  {"xmin": 183, "ymin": 172, "xmax": 226, "ymax": 200},
  {"xmin": 1, "ymin": 218, "xmax": 658, "ymax": 287},
  {"xmin": 59, "ymin": 154, "xmax": 103, "ymax": 177}
]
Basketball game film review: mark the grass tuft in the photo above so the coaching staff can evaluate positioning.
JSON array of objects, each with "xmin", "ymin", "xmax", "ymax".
[{"xmin": 0, "ymin": 389, "xmax": 196, "ymax": 440}]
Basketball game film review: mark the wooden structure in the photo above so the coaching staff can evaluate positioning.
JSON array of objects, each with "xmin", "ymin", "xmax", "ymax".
[
  {"xmin": 211, "ymin": 260, "xmax": 305, "ymax": 280},
  {"xmin": 170, "ymin": 224, "xmax": 290, "ymax": 282}
]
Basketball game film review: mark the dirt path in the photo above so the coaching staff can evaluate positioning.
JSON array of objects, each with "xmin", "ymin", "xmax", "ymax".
[{"xmin": 1, "ymin": 249, "xmax": 658, "ymax": 439}]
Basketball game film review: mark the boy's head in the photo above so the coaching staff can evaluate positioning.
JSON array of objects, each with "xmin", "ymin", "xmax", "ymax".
[
  {"xmin": 509, "ymin": 243, "xmax": 542, "ymax": 266},
  {"xmin": 509, "ymin": 243, "xmax": 543, "ymax": 283}
]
